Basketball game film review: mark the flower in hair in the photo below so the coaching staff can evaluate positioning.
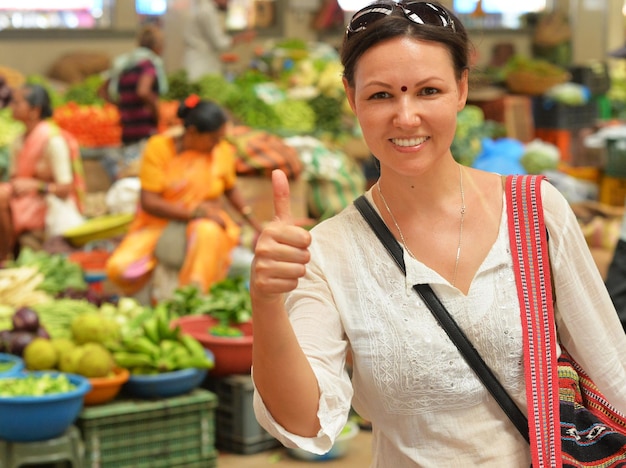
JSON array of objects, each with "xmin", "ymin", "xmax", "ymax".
[{"xmin": 185, "ymin": 94, "xmax": 200, "ymax": 109}]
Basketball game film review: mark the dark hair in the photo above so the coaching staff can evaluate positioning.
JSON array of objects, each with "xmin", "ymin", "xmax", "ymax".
[
  {"xmin": 177, "ymin": 99, "xmax": 228, "ymax": 133},
  {"xmin": 137, "ymin": 24, "xmax": 164, "ymax": 52},
  {"xmin": 22, "ymin": 84, "xmax": 53, "ymax": 119},
  {"xmin": 340, "ymin": 1, "xmax": 471, "ymax": 87}
]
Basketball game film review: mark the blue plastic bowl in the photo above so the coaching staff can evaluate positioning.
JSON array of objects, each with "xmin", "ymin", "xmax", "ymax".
[
  {"xmin": 0, "ymin": 353, "xmax": 24, "ymax": 377},
  {"xmin": 0, "ymin": 371, "xmax": 91, "ymax": 442},
  {"xmin": 123, "ymin": 350, "xmax": 213, "ymax": 399}
]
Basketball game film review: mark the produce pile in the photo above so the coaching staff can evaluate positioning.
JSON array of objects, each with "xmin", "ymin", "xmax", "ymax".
[
  {"xmin": 0, "ymin": 245, "xmax": 253, "ymax": 387},
  {"xmin": 0, "ymin": 373, "xmax": 76, "ymax": 397}
]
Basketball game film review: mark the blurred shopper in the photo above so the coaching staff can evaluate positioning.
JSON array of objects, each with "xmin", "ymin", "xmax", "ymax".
[
  {"xmin": 182, "ymin": 0, "xmax": 256, "ymax": 81},
  {"xmin": 0, "ymin": 84, "xmax": 85, "ymax": 260},
  {"xmin": 100, "ymin": 23, "xmax": 168, "ymax": 179},
  {"xmin": 106, "ymin": 96, "xmax": 261, "ymax": 297}
]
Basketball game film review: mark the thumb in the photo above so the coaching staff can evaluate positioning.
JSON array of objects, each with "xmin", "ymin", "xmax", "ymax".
[{"xmin": 272, "ymin": 169, "xmax": 293, "ymax": 223}]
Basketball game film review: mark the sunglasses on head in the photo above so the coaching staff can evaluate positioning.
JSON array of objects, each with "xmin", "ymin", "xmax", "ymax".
[{"xmin": 346, "ymin": 1, "xmax": 456, "ymax": 39}]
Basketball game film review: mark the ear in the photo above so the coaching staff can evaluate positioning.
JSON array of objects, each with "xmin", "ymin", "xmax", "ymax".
[
  {"xmin": 457, "ymin": 68, "xmax": 469, "ymax": 112},
  {"xmin": 342, "ymin": 77, "xmax": 357, "ymax": 115}
]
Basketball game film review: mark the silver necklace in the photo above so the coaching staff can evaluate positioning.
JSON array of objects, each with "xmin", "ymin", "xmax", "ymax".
[{"xmin": 376, "ymin": 165, "xmax": 466, "ymax": 286}]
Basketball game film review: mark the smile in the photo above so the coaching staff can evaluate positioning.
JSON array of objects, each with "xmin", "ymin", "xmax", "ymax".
[{"xmin": 391, "ymin": 136, "xmax": 429, "ymax": 147}]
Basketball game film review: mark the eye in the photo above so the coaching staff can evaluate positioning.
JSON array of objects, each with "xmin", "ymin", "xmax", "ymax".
[
  {"xmin": 420, "ymin": 87, "xmax": 439, "ymax": 96},
  {"xmin": 368, "ymin": 91, "xmax": 392, "ymax": 100}
]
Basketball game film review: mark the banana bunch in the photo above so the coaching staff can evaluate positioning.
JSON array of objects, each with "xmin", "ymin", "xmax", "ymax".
[{"xmin": 111, "ymin": 304, "xmax": 213, "ymax": 375}]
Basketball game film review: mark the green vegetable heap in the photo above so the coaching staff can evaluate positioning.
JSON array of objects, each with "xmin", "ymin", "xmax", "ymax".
[{"xmin": 0, "ymin": 373, "xmax": 76, "ymax": 397}]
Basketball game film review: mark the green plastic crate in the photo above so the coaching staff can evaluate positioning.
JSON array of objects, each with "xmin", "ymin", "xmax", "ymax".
[{"xmin": 76, "ymin": 389, "xmax": 217, "ymax": 468}]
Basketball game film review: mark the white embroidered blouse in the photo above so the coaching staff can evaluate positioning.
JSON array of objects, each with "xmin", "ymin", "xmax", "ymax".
[{"xmin": 253, "ymin": 181, "xmax": 626, "ymax": 467}]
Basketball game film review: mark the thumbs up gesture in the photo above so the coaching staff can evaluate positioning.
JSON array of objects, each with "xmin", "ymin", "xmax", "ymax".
[{"xmin": 250, "ymin": 170, "xmax": 312, "ymax": 303}]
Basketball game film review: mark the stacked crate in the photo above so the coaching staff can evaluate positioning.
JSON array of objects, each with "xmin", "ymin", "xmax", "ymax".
[
  {"xmin": 203, "ymin": 374, "xmax": 281, "ymax": 455},
  {"xmin": 76, "ymin": 389, "xmax": 218, "ymax": 468},
  {"xmin": 601, "ymin": 137, "xmax": 626, "ymax": 206},
  {"xmin": 533, "ymin": 63, "xmax": 608, "ymax": 166}
]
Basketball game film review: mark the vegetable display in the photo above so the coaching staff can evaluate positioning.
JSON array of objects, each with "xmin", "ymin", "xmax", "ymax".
[{"xmin": 163, "ymin": 277, "xmax": 252, "ymax": 337}]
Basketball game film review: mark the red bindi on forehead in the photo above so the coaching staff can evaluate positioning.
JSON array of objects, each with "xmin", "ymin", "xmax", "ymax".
[{"xmin": 401, "ymin": 86, "xmax": 407, "ymax": 92}]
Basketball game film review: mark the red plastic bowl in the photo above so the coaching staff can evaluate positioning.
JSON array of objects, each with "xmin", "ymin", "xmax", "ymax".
[{"xmin": 172, "ymin": 316, "xmax": 252, "ymax": 377}]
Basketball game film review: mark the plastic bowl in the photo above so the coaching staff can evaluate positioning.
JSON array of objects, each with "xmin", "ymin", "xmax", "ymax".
[
  {"xmin": 172, "ymin": 315, "xmax": 253, "ymax": 377},
  {"xmin": 0, "ymin": 352, "xmax": 24, "ymax": 377},
  {"xmin": 84, "ymin": 367, "xmax": 130, "ymax": 405},
  {"xmin": 63, "ymin": 213, "xmax": 134, "ymax": 247},
  {"xmin": 0, "ymin": 371, "xmax": 91, "ymax": 442},
  {"xmin": 122, "ymin": 350, "xmax": 213, "ymax": 399},
  {"xmin": 287, "ymin": 421, "xmax": 359, "ymax": 461}
]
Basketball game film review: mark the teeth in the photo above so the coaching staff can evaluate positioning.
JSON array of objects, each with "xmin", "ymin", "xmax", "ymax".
[{"xmin": 391, "ymin": 137, "xmax": 428, "ymax": 147}]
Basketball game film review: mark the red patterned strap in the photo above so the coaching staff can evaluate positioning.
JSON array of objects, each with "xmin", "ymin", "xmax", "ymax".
[{"xmin": 505, "ymin": 175, "xmax": 562, "ymax": 467}]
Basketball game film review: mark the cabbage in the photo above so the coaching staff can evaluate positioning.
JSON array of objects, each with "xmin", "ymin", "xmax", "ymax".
[{"xmin": 520, "ymin": 139, "xmax": 560, "ymax": 174}]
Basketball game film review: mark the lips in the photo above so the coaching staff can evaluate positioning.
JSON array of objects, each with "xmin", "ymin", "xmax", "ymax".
[{"xmin": 390, "ymin": 136, "xmax": 429, "ymax": 147}]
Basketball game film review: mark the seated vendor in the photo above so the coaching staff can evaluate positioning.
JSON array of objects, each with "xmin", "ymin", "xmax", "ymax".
[
  {"xmin": 106, "ymin": 95, "xmax": 262, "ymax": 296},
  {"xmin": 0, "ymin": 84, "xmax": 85, "ymax": 261}
]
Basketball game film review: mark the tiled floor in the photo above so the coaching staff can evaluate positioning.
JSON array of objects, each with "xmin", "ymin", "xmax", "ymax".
[{"xmin": 217, "ymin": 429, "xmax": 372, "ymax": 467}]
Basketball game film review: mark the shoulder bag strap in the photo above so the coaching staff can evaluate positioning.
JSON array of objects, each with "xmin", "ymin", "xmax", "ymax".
[
  {"xmin": 354, "ymin": 195, "xmax": 530, "ymax": 443},
  {"xmin": 505, "ymin": 175, "xmax": 561, "ymax": 467}
]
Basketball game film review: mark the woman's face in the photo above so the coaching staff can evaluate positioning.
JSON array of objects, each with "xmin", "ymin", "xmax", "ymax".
[
  {"xmin": 10, "ymin": 88, "xmax": 35, "ymax": 123},
  {"xmin": 344, "ymin": 36, "xmax": 468, "ymax": 177},
  {"xmin": 187, "ymin": 124, "xmax": 226, "ymax": 153}
]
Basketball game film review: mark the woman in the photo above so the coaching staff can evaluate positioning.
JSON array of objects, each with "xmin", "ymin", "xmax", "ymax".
[
  {"xmin": 250, "ymin": 2, "xmax": 626, "ymax": 466},
  {"xmin": 0, "ymin": 84, "xmax": 84, "ymax": 261},
  {"xmin": 106, "ymin": 96, "xmax": 262, "ymax": 297}
]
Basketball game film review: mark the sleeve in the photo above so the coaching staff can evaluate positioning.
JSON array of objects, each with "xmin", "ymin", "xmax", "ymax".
[
  {"xmin": 46, "ymin": 134, "xmax": 73, "ymax": 184},
  {"xmin": 139, "ymin": 136, "xmax": 170, "ymax": 193},
  {"xmin": 139, "ymin": 60, "xmax": 157, "ymax": 79},
  {"xmin": 542, "ymin": 180, "xmax": 626, "ymax": 414},
  {"xmin": 218, "ymin": 141, "xmax": 237, "ymax": 191},
  {"xmin": 253, "ymin": 237, "xmax": 354, "ymax": 455},
  {"xmin": 197, "ymin": 3, "xmax": 233, "ymax": 52}
]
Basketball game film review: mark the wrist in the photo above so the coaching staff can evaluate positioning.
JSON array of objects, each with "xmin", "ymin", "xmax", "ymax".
[{"xmin": 189, "ymin": 206, "xmax": 203, "ymax": 220}]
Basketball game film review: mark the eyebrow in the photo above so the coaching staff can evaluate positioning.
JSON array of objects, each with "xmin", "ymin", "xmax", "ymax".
[{"xmin": 362, "ymin": 76, "xmax": 446, "ymax": 90}]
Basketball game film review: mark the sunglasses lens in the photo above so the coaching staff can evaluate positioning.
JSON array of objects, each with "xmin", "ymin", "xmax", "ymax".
[
  {"xmin": 404, "ymin": 2, "xmax": 455, "ymax": 30},
  {"xmin": 347, "ymin": 4, "xmax": 393, "ymax": 37}
]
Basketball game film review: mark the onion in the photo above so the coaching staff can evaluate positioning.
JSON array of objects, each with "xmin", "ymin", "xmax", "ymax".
[
  {"xmin": 7, "ymin": 331, "xmax": 35, "ymax": 357},
  {"xmin": 12, "ymin": 307, "xmax": 40, "ymax": 332}
]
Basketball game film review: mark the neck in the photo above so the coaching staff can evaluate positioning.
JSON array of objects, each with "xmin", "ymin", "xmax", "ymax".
[{"xmin": 23, "ymin": 119, "xmax": 41, "ymax": 136}]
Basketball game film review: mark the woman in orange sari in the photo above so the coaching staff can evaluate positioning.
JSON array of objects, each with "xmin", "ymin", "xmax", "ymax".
[
  {"xmin": 0, "ymin": 84, "xmax": 85, "ymax": 261},
  {"xmin": 106, "ymin": 96, "xmax": 262, "ymax": 296}
]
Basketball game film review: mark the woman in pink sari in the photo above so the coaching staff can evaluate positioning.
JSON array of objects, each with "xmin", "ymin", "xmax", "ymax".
[{"xmin": 0, "ymin": 84, "xmax": 85, "ymax": 261}]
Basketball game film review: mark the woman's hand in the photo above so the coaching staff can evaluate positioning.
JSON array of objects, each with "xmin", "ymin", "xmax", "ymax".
[
  {"xmin": 192, "ymin": 199, "xmax": 227, "ymax": 229},
  {"xmin": 250, "ymin": 170, "xmax": 312, "ymax": 305},
  {"xmin": 11, "ymin": 177, "xmax": 42, "ymax": 196}
]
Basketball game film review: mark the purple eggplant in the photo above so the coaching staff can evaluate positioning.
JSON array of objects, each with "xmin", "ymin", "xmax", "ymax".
[
  {"xmin": 7, "ymin": 331, "xmax": 35, "ymax": 357},
  {"xmin": 12, "ymin": 307, "xmax": 40, "ymax": 332}
]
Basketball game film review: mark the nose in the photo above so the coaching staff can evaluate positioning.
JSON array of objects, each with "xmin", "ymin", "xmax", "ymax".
[{"xmin": 393, "ymin": 97, "xmax": 421, "ymax": 128}]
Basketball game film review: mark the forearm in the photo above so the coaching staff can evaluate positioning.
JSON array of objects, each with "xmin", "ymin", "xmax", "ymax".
[
  {"xmin": 252, "ymin": 297, "xmax": 321, "ymax": 437},
  {"xmin": 140, "ymin": 190, "xmax": 194, "ymax": 221},
  {"xmin": 225, "ymin": 187, "xmax": 262, "ymax": 231}
]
